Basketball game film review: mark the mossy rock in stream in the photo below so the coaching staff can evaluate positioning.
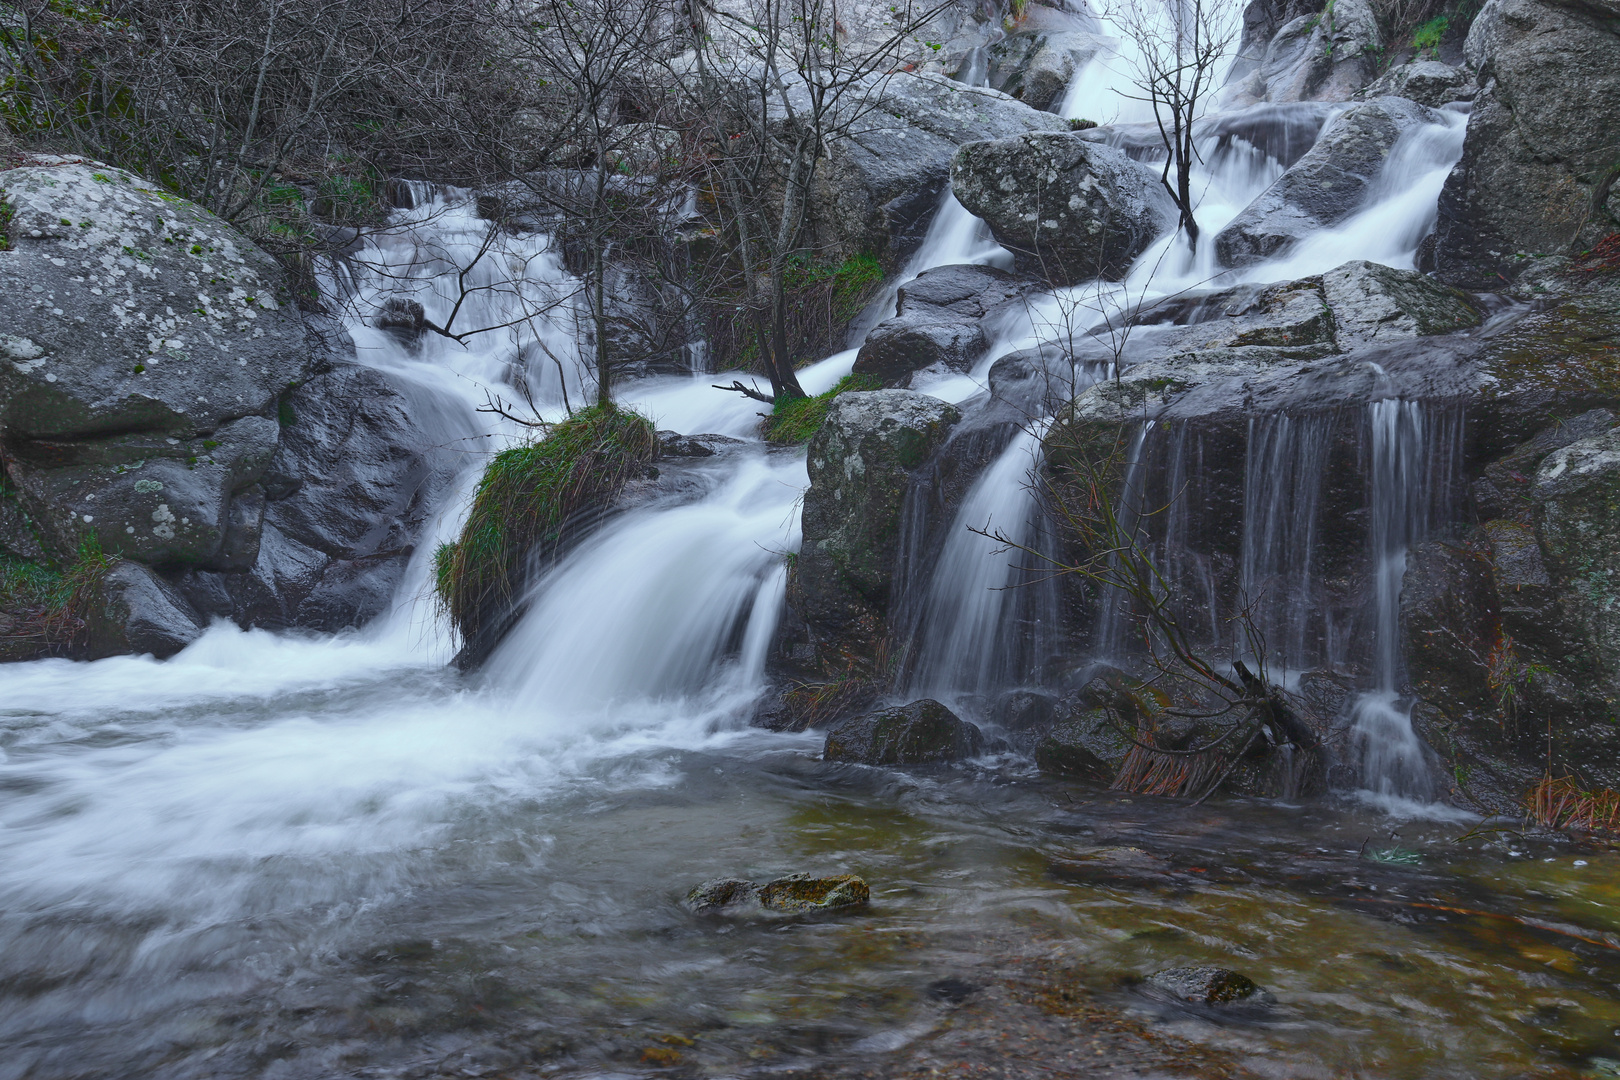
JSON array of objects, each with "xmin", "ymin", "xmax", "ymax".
[
  {"xmin": 685, "ymin": 873, "xmax": 870, "ymax": 915},
  {"xmin": 1146, "ymin": 967, "xmax": 1265, "ymax": 1005},
  {"xmin": 434, "ymin": 403, "xmax": 658, "ymax": 665},
  {"xmin": 823, "ymin": 699, "xmax": 984, "ymax": 765}
]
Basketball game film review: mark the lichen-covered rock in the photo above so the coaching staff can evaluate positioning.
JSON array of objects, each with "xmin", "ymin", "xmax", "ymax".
[
  {"xmin": 0, "ymin": 160, "xmax": 310, "ymax": 439},
  {"xmin": 823, "ymin": 698, "xmax": 984, "ymax": 764},
  {"xmin": 986, "ymin": 30, "xmax": 1105, "ymax": 112},
  {"xmin": 757, "ymin": 873, "xmax": 870, "ymax": 913},
  {"xmin": 1320, "ymin": 260, "xmax": 1482, "ymax": 348},
  {"xmin": 950, "ymin": 133, "xmax": 1173, "ymax": 284},
  {"xmin": 1224, "ymin": 0, "xmax": 1382, "ymax": 106},
  {"xmin": 790, "ymin": 391, "xmax": 960, "ymax": 670},
  {"xmin": 1214, "ymin": 98, "xmax": 1438, "ymax": 267},
  {"xmin": 1147, "ymin": 967, "xmax": 1264, "ymax": 1005},
  {"xmin": 1358, "ymin": 59, "xmax": 1473, "ymax": 107},
  {"xmin": 685, "ymin": 878, "xmax": 760, "ymax": 912},
  {"xmin": 852, "ymin": 264, "xmax": 1031, "ymax": 387},
  {"xmin": 1434, "ymin": 0, "xmax": 1620, "ymax": 286}
]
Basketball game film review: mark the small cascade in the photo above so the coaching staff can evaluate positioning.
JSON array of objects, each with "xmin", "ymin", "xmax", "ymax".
[
  {"xmin": 904, "ymin": 427, "xmax": 1052, "ymax": 698},
  {"xmin": 1350, "ymin": 399, "xmax": 1435, "ymax": 801},
  {"xmin": 1239, "ymin": 412, "xmax": 1338, "ymax": 676},
  {"xmin": 1091, "ymin": 421, "xmax": 1155, "ymax": 664}
]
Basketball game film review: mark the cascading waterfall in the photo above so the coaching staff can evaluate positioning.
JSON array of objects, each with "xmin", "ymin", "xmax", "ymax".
[{"xmin": 1350, "ymin": 398, "xmax": 1436, "ymax": 802}]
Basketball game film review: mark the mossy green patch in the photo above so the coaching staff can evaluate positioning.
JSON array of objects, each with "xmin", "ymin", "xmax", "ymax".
[
  {"xmin": 435, "ymin": 404, "xmax": 658, "ymax": 644},
  {"xmin": 764, "ymin": 373, "xmax": 881, "ymax": 445}
]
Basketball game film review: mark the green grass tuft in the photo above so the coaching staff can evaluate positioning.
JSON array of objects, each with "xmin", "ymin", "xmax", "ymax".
[
  {"xmin": 435, "ymin": 403, "xmax": 659, "ymax": 644},
  {"xmin": 0, "ymin": 534, "xmax": 118, "ymax": 650},
  {"xmin": 764, "ymin": 373, "xmax": 881, "ymax": 445}
]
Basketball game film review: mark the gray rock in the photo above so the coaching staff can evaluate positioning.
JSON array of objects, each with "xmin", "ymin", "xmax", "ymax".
[
  {"xmin": 823, "ymin": 698, "xmax": 984, "ymax": 764},
  {"xmin": 1434, "ymin": 0, "xmax": 1620, "ymax": 286},
  {"xmin": 83, "ymin": 561, "xmax": 204, "ymax": 659},
  {"xmin": 820, "ymin": 72, "xmax": 1069, "ymax": 265},
  {"xmin": 790, "ymin": 390, "xmax": 960, "ymax": 669},
  {"xmin": 0, "ymin": 489, "xmax": 46, "ymax": 561},
  {"xmin": 1224, "ymin": 0, "xmax": 1382, "ymax": 106},
  {"xmin": 1320, "ymin": 260, "xmax": 1482, "ymax": 348},
  {"xmin": 1147, "ymin": 967, "xmax": 1265, "ymax": 1005},
  {"xmin": 1359, "ymin": 59, "xmax": 1473, "ymax": 107},
  {"xmin": 852, "ymin": 264, "xmax": 1031, "ymax": 386},
  {"xmin": 951, "ymin": 133, "xmax": 1173, "ymax": 283},
  {"xmin": 0, "ymin": 160, "xmax": 309, "ymax": 440},
  {"xmin": 1214, "ymin": 97, "xmax": 1439, "ymax": 267},
  {"xmin": 685, "ymin": 878, "xmax": 759, "ymax": 912},
  {"xmin": 4, "ymin": 414, "xmax": 280, "ymax": 568},
  {"xmin": 1034, "ymin": 709, "xmax": 1132, "ymax": 781},
  {"xmin": 375, "ymin": 298, "xmax": 426, "ymax": 348},
  {"xmin": 987, "ymin": 30, "xmax": 1106, "ymax": 112}
]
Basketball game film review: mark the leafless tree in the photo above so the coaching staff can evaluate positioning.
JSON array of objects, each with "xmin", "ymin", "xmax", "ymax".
[{"xmin": 1105, "ymin": 0, "xmax": 1240, "ymax": 252}]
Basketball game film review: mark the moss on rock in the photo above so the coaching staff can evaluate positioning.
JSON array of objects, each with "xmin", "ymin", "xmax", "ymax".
[{"xmin": 435, "ymin": 403, "xmax": 657, "ymax": 652}]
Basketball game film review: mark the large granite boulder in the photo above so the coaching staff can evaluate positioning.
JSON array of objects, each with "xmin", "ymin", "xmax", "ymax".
[
  {"xmin": 951, "ymin": 132, "xmax": 1173, "ymax": 284},
  {"xmin": 852, "ymin": 264, "xmax": 1031, "ymax": 387},
  {"xmin": 1434, "ymin": 0, "xmax": 1620, "ymax": 286},
  {"xmin": 1223, "ymin": 0, "xmax": 1383, "ymax": 107},
  {"xmin": 0, "ymin": 160, "xmax": 308, "ymax": 439},
  {"xmin": 818, "ymin": 72, "xmax": 1069, "ymax": 266},
  {"xmin": 1213, "ymin": 97, "xmax": 1440, "ymax": 267},
  {"xmin": 1320, "ymin": 260, "xmax": 1482, "ymax": 348},
  {"xmin": 789, "ymin": 390, "xmax": 960, "ymax": 670}
]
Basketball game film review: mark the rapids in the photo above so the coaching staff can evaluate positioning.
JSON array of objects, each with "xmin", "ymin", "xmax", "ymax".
[{"xmin": 4, "ymin": 32, "xmax": 1616, "ymax": 1080}]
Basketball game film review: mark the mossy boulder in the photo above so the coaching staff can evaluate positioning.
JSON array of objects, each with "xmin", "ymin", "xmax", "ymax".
[
  {"xmin": 1034, "ymin": 709, "xmax": 1133, "ymax": 781},
  {"xmin": 1320, "ymin": 260, "xmax": 1482, "ymax": 349},
  {"xmin": 789, "ymin": 390, "xmax": 959, "ymax": 671},
  {"xmin": 434, "ymin": 403, "xmax": 658, "ymax": 666},
  {"xmin": 823, "ymin": 698, "xmax": 984, "ymax": 765}
]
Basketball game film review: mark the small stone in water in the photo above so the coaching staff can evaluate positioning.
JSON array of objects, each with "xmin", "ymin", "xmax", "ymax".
[
  {"xmin": 1147, "ymin": 967, "xmax": 1264, "ymax": 1005},
  {"xmin": 757, "ymin": 873, "xmax": 870, "ymax": 913},
  {"xmin": 1576, "ymin": 860, "xmax": 1589, "ymax": 867}
]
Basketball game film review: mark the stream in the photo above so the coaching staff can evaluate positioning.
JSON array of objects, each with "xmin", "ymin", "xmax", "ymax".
[{"xmin": 2, "ymin": 26, "xmax": 1616, "ymax": 1080}]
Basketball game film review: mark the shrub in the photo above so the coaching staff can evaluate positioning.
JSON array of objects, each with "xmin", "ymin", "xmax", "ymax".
[
  {"xmin": 434, "ymin": 403, "xmax": 658, "ymax": 644},
  {"xmin": 1411, "ymin": 14, "xmax": 1448, "ymax": 54},
  {"xmin": 764, "ymin": 373, "xmax": 881, "ymax": 445}
]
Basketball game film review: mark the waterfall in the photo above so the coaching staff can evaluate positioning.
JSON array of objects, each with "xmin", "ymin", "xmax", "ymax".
[{"xmin": 1350, "ymin": 399, "xmax": 1435, "ymax": 801}]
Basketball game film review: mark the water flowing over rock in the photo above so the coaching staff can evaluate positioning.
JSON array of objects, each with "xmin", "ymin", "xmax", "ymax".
[
  {"xmin": 1214, "ymin": 98, "xmax": 1439, "ymax": 267},
  {"xmin": 852, "ymin": 264, "xmax": 1032, "ymax": 387},
  {"xmin": 950, "ymin": 133, "xmax": 1173, "ymax": 284},
  {"xmin": 823, "ymin": 698, "xmax": 984, "ymax": 764},
  {"xmin": 1433, "ymin": 0, "xmax": 1620, "ymax": 286},
  {"xmin": 985, "ymin": 30, "xmax": 1106, "ymax": 112},
  {"xmin": 790, "ymin": 390, "xmax": 961, "ymax": 670}
]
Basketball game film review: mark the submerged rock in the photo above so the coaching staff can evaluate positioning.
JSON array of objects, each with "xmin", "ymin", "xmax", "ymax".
[
  {"xmin": 685, "ymin": 873, "xmax": 870, "ymax": 914},
  {"xmin": 1147, "ymin": 967, "xmax": 1265, "ymax": 1005},
  {"xmin": 1214, "ymin": 98, "xmax": 1438, "ymax": 267},
  {"xmin": 951, "ymin": 133, "xmax": 1172, "ymax": 284},
  {"xmin": 823, "ymin": 699, "xmax": 984, "ymax": 764}
]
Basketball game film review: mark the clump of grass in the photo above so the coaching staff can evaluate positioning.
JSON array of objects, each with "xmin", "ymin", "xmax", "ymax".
[
  {"xmin": 0, "ymin": 534, "xmax": 119, "ymax": 649},
  {"xmin": 1526, "ymin": 774, "xmax": 1620, "ymax": 834},
  {"xmin": 1411, "ymin": 13, "xmax": 1448, "ymax": 54},
  {"xmin": 435, "ymin": 403, "xmax": 658, "ymax": 645},
  {"xmin": 764, "ymin": 373, "xmax": 881, "ymax": 445}
]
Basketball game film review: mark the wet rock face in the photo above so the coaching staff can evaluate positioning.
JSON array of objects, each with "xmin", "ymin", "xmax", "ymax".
[
  {"xmin": 790, "ymin": 390, "xmax": 960, "ymax": 670},
  {"xmin": 1435, "ymin": 0, "xmax": 1620, "ymax": 286},
  {"xmin": 950, "ymin": 133, "xmax": 1173, "ymax": 284},
  {"xmin": 81, "ymin": 561, "xmax": 204, "ymax": 659},
  {"xmin": 853, "ymin": 264, "xmax": 1032, "ymax": 387},
  {"xmin": 823, "ymin": 699, "xmax": 984, "ymax": 764},
  {"xmin": 1033, "ymin": 710, "xmax": 1132, "ymax": 781},
  {"xmin": 1213, "ymin": 97, "xmax": 1438, "ymax": 267},
  {"xmin": 1320, "ymin": 260, "xmax": 1482, "ymax": 348},
  {"xmin": 1224, "ymin": 0, "xmax": 1382, "ymax": 106},
  {"xmin": 1358, "ymin": 60, "xmax": 1473, "ymax": 107},
  {"xmin": 986, "ymin": 30, "xmax": 1105, "ymax": 112},
  {"xmin": 0, "ymin": 161, "xmax": 309, "ymax": 439}
]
